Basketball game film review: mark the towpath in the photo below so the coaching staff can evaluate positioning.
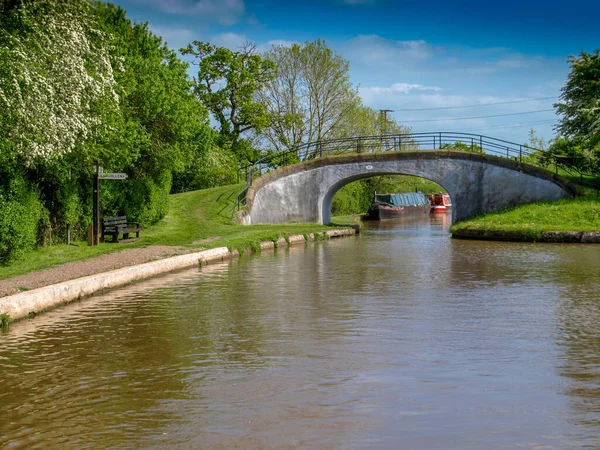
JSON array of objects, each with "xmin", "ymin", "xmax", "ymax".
[{"xmin": 0, "ymin": 245, "xmax": 192, "ymax": 298}]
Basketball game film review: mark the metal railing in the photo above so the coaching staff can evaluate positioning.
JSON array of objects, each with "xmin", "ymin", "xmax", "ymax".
[{"xmin": 232, "ymin": 132, "xmax": 599, "ymax": 218}]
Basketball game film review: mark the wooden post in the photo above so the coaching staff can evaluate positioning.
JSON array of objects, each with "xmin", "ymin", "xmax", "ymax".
[{"xmin": 93, "ymin": 162, "xmax": 100, "ymax": 246}]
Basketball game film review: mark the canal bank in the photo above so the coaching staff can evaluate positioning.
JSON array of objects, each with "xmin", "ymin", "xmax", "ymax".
[
  {"xmin": 452, "ymin": 229, "xmax": 600, "ymax": 243},
  {"xmin": 450, "ymin": 194, "xmax": 600, "ymax": 243},
  {"xmin": 0, "ymin": 229, "xmax": 357, "ymax": 323}
]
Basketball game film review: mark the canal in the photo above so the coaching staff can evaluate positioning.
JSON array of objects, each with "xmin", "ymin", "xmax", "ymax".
[{"xmin": 2, "ymin": 214, "xmax": 600, "ymax": 449}]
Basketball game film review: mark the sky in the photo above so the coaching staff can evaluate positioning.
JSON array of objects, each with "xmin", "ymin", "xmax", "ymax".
[{"xmin": 111, "ymin": 0, "xmax": 599, "ymax": 145}]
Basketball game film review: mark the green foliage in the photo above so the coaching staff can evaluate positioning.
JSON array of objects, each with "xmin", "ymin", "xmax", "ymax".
[
  {"xmin": 0, "ymin": 0, "xmax": 119, "ymax": 166},
  {"xmin": 123, "ymin": 172, "xmax": 172, "ymax": 226},
  {"xmin": 548, "ymin": 136, "xmax": 600, "ymax": 173},
  {"xmin": 555, "ymin": 50, "xmax": 600, "ymax": 145},
  {"xmin": 0, "ymin": 313, "xmax": 10, "ymax": 328},
  {"xmin": 0, "ymin": 176, "xmax": 45, "ymax": 263},
  {"xmin": 552, "ymin": 50, "xmax": 600, "ymax": 174},
  {"xmin": 95, "ymin": 3, "xmax": 212, "ymax": 172},
  {"xmin": 440, "ymin": 141, "xmax": 483, "ymax": 153},
  {"xmin": 181, "ymin": 41, "xmax": 274, "ymax": 162},
  {"xmin": 547, "ymin": 136, "xmax": 600, "ymax": 175},
  {"xmin": 173, "ymin": 145, "xmax": 240, "ymax": 192},
  {"xmin": 331, "ymin": 182, "xmax": 365, "ymax": 216},
  {"xmin": 521, "ymin": 129, "xmax": 550, "ymax": 168}
]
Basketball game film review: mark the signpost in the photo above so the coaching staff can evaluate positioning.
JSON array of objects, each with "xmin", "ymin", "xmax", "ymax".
[{"xmin": 91, "ymin": 165, "xmax": 128, "ymax": 246}]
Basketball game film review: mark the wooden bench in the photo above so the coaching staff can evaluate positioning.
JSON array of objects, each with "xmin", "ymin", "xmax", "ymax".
[{"xmin": 101, "ymin": 216, "xmax": 141, "ymax": 243}]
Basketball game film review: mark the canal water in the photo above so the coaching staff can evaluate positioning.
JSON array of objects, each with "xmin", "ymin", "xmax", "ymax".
[{"xmin": 2, "ymin": 214, "xmax": 600, "ymax": 449}]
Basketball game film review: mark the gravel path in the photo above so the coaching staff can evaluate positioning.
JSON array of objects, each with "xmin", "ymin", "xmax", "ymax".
[{"xmin": 0, "ymin": 246, "xmax": 193, "ymax": 298}]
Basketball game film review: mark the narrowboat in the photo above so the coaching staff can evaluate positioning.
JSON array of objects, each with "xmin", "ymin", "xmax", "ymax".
[
  {"xmin": 365, "ymin": 192, "xmax": 431, "ymax": 220},
  {"xmin": 429, "ymin": 193, "xmax": 452, "ymax": 213}
]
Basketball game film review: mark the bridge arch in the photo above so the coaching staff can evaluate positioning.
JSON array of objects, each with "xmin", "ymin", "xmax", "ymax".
[
  {"xmin": 321, "ymin": 169, "xmax": 451, "ymax": 224},
  {"xmin": 244, "ymin": 151, "xmax": 575, "ymax": 225}
]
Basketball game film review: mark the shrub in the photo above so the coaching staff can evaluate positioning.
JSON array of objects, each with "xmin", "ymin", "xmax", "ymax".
[
  {"xmin": 0, "ymin": 177, "xmax": 45, "ymax": 263},
  {"xmin": 172, "ymin": 146, "xmax": 239, "ymax": 193},
  {"xmin": 122, "ymin": 171, "xmax": 172, "ymax": 226}
]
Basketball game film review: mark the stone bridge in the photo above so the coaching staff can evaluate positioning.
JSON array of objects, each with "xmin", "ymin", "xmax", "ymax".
[{"xmin": 243, "ymin": 151, "xmax": 576, "ymax": 225}]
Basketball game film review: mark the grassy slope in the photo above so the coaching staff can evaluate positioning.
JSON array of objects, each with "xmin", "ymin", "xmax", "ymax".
[
  {"xmin": 0, "ymin": 184, "xmax": 339, "ymax": 280},
  {"xmin": 450, "ymin": 195, "xmax": 600, "ymax": 235}
]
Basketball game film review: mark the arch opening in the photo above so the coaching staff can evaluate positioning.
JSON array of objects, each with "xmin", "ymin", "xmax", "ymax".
[{"xmin": 322, "ymin": 173, "xmax": 452, "ymax": 224}]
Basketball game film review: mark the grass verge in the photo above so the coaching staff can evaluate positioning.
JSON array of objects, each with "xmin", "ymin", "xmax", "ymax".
[
  {"xmin": 450, "ymin": 194, "xmax": 600, "ymax": 238},
  {"xmin": 0, "ymin": 183, "xmax": 345, "ymax": 280},
  {"xmin": 329, "ymin": 214, "xmax": 364, "ymax": 226}
]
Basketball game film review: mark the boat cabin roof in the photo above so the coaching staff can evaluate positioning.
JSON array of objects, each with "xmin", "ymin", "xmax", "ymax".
[{"xmin": 373, "ymin": 192, "xmax": 429, "ymax": 207}]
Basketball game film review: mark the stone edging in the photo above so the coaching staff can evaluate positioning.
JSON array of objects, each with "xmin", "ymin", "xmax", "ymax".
[
  {"xmin": 0, "ymin": 229, "xmax": 357, "ymax": 322},
  {"xmin": 452, "ymin": 229, "xmax": 600, "ymax": 243}
]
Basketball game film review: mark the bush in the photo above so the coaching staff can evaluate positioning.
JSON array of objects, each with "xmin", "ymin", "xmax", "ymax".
[
  {"xmin": 331, "ymin": 182, "xmax": 365, "ymax": 216},
  {"xmin": 122, "ymin": 171, "xmax": 172, "ymax": 226},
  {"xmin": 172, "ymin": 146, "xmax": 240, "ymax": 193},
  {"xmin": 0, "ymin": 177, "xmax": 45, "ymax": 263}
]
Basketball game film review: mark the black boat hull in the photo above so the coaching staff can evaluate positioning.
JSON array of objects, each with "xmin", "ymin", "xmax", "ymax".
[{"xmin": 364, "ymin": 204, "xmax": 431, "ymax": 220}]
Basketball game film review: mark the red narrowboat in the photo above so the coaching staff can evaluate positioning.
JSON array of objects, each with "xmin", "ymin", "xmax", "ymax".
[{"xmin": 428, "ymin": 193, "xmax": 452, "ymax": 213}]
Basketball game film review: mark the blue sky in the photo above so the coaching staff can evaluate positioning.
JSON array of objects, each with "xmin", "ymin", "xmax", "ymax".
[{"xmin": 112, "ymin": 0, "xmax": 599, "ymax": 145}]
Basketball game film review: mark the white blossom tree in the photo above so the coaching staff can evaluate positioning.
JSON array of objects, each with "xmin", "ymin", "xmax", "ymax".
[{"xmin": 0, "ymin": 0, "xmax": 120, "ymax": 165}]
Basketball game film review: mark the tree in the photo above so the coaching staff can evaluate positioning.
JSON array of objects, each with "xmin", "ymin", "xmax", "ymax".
[
  {"xmin": 259, "ymin": 40, "xmax": 359, "ymax": 152},
  {"xmin": 553, "ymin": 50, "xmax": 600, "ymax": 173},
  {"xmin": 180, "ymin": 41, "xmax": 274, "ymax": 162},
  {"xmin": 555, "ymin": 50, "xmax": 600, "ymax": 145},
  {"xmin": 0, "ymin": 0, "xmax": 120, "ymax": 166}
]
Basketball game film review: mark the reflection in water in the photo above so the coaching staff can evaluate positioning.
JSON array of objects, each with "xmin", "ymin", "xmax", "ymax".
[{"xmin": 1, "ymin": 213, "xmax": 600, "ymax": 449}]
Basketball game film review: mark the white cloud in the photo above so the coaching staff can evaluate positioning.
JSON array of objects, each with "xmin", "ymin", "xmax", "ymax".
[
  {"xmin": 344, "ymin": 35, "xmax": 434, "ymax": 67},
  {"xmin": 148, "ymin": 25, "xmax": 198, "ymax": 51},
  {"xmin": 494, "ymin": 54, "xmax": 545, "ymax": 69},
  {"xmin": 257, "ymin": 39, "xmax": 297, "ymax": 53},
  {"xmin": 130, "ymin": 0, "xmax": 246, "ymax": 26},
  {"xmin": 360, "ymin": 90, "xmax": 554, "ymax": 112},
  {"xmin": 361, "ymin": 83, "xmax": 441, "ymax": 96},
  {"xmin": 212, "ymin": 32, "xmax": 249, "ymax": 49},
  {"xmin": 342, "ymin": 35, "xmax": 560, "ymax": 84}
]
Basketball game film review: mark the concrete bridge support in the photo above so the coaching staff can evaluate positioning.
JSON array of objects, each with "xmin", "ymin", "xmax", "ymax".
[{"xmin": 244, "ymin": 151, "xmax": 575, "ymax": 225}]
